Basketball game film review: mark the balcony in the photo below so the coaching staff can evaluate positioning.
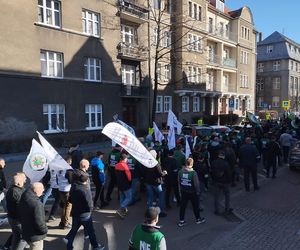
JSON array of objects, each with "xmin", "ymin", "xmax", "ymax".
[
  {"xmin": 207, "ymin": 24, "xmax": 237, "ymax": 43},
  {"xmin": 117, "ymin": 42, "xmax": 148, "ymax": 61},
  {"xmin": 183, "ymin": 81, "xmax": 214, "ymax": 92},
  {"xmin": 120, "ymin": 84, "xmax": 148, "ymax": 98},
  {"xmin": 118, "ymin": 0, "xmax": 149, "ymax": 24},
  {"xmin": 223, "ymin": 58, "xmax": 236, "ymax": 68},
  {"xmin": 208, "ymin": 53, "xmax": 220, "ymax": 65}
]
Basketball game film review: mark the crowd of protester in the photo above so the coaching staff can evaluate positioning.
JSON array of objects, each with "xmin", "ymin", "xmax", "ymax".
[{"xmin": 0, "ymin": 116, "xmax": 298, "ymax": 250}]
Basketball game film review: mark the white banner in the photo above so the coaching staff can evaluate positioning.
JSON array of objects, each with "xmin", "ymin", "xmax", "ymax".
[
  {"xmin": 153, "ymin": 122, "xmax": 164, "ymax": 143},
  {"xmin": 102, "ymin": 122, "xmax": 158, "ymax": 168},
  {"xmin": 23, "ymin": 139, "xmax": 48, "ymax": 183},
  {"xmin": 37, "ymin": 131, "xmax": 72, "ymax": 171},
  {"xmin": 167, "ymin": 110, "xmax": 182, "ymax": 135}
]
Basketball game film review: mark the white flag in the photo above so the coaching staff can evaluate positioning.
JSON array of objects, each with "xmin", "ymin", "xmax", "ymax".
[
  {"xmin": 153, "ymin": 122, "xmax": 164, "ymax": 143},
  {"xmin": 102, "ymin": 122, "xmax": 158, "ymax": 168},
  {"xmin": 23, "ymin": 139, "xmax": 48, "ymax": 183},
  {"xmin": 167, "ymin": 110, "xmax": 183, "ymax": 135},
  {"xmin": 37, "ymin": 131, "xmax": 72, "ymax": 171},
  {"xmin": 167, "ymin": 125, "xmax": 176, "ymax": 150},
  {"xmin": 185, "ymin": 136, "xmax": 192, "ymax": 159}
]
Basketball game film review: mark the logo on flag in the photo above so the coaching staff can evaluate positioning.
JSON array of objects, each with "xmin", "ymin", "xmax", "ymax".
[{"xmin": 30, "ymin": 154, "xmax": 47, "ymax": 171}]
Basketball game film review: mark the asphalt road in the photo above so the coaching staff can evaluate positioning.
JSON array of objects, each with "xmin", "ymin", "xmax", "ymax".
[{"xmin": 1, "ymin": 160, "xmax": 300, "ymax": 250}]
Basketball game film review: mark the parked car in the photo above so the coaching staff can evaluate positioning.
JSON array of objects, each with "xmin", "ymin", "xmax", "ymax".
[
  {"xmin": 210, "ymin": 125, "xmax": 231, "ymax": 134},
  {"xmin": 182, "ymin": 124, "xmax": 213, "ymax": 137},
  {"xmin": 289, "ymin": 141, "xmax": 300, "ymax": 171}
]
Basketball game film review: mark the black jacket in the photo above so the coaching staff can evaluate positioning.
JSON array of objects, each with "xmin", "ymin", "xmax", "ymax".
[
  {"xmin": 142, "ymin": 164, "xmax": 164, "ymax": 186},
  {"xmin": 19, "ymin": 189, "xmax": 48, "ymax": 242},
  {"xmin": 0, "ymin": 168, "xmax": 7, "ymax": 192},
  {"xmin": 69, "ymin": 182, "xmax": 93, "ymax": 218},
  {"xmin": 239, "ymin": 144, "xmax": 260, "ymax": 168},
  {"xmin": 162, "ymin": 156, "xmax": 179, "ymax": 184},
  {"xmin": 211, "ymin": 158, "xmax": 231, "ymax": 184},
  {"xmin": 6, "ymin": 185, "xmax": 24, "ymax": 219}
]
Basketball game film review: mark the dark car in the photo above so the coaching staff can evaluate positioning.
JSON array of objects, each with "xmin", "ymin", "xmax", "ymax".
[
  {"xmin": 182, "ymin": 124, "xmax": 212, "ymax": 137},
  {"xmin": 289, "ymin": 141, "xmax": 300, "ymax": 171}
]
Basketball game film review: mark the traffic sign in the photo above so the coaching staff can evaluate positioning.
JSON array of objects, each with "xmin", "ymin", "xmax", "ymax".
[
  {"xmin": 228, "ymin": 99, "xmax": 234, "ymax": 111},
  {"xmin": 282, "ymin": 100, "xmax": 290, "ymax": 109}
]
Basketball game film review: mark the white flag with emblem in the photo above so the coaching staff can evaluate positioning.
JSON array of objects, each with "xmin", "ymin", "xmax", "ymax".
[
  {"xmin": 37, "ymin": 131, "xmax": 72, "ymax": 171},
  {"xmin": 23, "ymin": 139, "xmax": 48, "ymax": 183}
]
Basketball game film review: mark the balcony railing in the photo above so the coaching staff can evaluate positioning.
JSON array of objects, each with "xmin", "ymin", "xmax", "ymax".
[
  {"xmin": 120, "ymin": 84, "xmax": 148, "ymax": 98},
  {"xmin": 207, "ymin": 24, "xmax": 237, "ymax": 42},
  {"xmin": 118, "ymin": 42, "xmax": 148, "ymax": 61},
  {"xmin": 223, "ymin": 58, "xmax": 236, "ymax": 68},
  {"xmin": 183, "ymin": 81, "xmax": 214, "ymax": 92},
  {"xmin": 118, "ymin": 0, "xmax": 149, "ymax": 23}
]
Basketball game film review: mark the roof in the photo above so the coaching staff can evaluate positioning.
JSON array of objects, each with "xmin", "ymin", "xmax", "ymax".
[{"xmin": 258, "ymin": 31, "xmax": 300, "ymax": 47}]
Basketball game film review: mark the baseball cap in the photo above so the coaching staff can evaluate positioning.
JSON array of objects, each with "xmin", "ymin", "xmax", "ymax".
[{"xmin": 145, "ymin": 207, "xmax": 160, "ymax": 221}]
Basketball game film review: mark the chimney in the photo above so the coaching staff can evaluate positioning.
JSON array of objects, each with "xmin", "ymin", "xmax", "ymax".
[{"xmin": 258, "ymin": 32, "xmax": 263, "ymax": 42}]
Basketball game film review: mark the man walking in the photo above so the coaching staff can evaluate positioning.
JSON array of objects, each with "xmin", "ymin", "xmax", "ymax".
[
  {"xmin": 279, "ymin": 129, "xmax": 293, "ymax": 164},
  {"xmin": 266, "ymin": 136, "xmax": 281, "ymax": 178},
  {"xmin": 6, "ymin": 172, "xmax": 27, "ymax": 250},
  {"xmin": 115, "ymin": 154, "xmax": 132, "ymax": 219},
  {"xmin": 239, "ymin": 137, "xmax": 260, "ymax": 192},
  {"xmin": 178, "ymin": 158, "xmax": 205, "ymax": 227},
  {"xmin": 129, "ymin": 207, "xmax": 166, "ymax": 250},
  {"xmin": 65, "ymin": 170, "xmax": 105, "ymax": 250},
  {"xmin": 211, "ymin": 151, "xmax": 232, "ymax": 215},
  {"xmin": 19, "ymin": 182, "xmax": 48, "ymax": 250}
]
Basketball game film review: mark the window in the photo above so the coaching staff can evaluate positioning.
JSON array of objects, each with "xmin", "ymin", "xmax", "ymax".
[
  {"xmin": 163, "ymin": 31, "xmax": 171, "ymax": 47},
  {"xmin": 82, "ymin": 9, "xmax": 100, "ymax": 37},
  {"xmin": 153, "ymin": 28, "xmax": 158, "ymax": 45},
  {"xmin": 272, "ymin": 77, "xmax": 280, "ymax": 89},
  {"xmin": 84, "ymin": 58, "xmax": 101, "ymax": 82},
  {"xmin": 223, "ymin": 74, "xmax": 229, "ymax": 88},
  {"xmin": 240, "ymin": 51, "xmax": 249, "ymax": 64},
  {"xmin": 257, "ymin": 63, "xmax": 264, "ymax": 72},
  {"xmin": 164, "ymin": 65, "xmax": 171, "ymax": 81},
  {"xmin": 193, "ymin": 96, "xmax": 200, "ymax": 112},
  {"xmin": 43, "ymin": 104, "xmax": 65, "ymax": 132},
  {"xmin": 85, "ymin": 104, "xmax": 102, "ymax": 129},
  {"xmin": 267, "ymin": 45, "xmax": 273, "ymax": 53},
  {"xmin": 38, "ymin": 0, "xmax": 61, "ymax": 27},
  {"xmin": 257, "ymin": 97, "xmax": 264, "ymax": 107},
  {"xmin": 187, "ymin": 33, "xmax": 202, "ymax": 52},
  {"xmin": 188, "ymin": 1, "xmax": 202, "ymax": 20},
  {"xmin": 256, "ymin": 78, "xmax": 264, "ymax": 91},
  {"xmin": 182, "ymin": 96, "xmax": 189, "ymax": 112},
  {"xmin": 272, "ymin": 96, "xmax": 280, "ymax": 107},
  {"xmin": 156, "ymin": 96, "xmax": 163, "ymax": 113},
  {"xmin": 273, "ymin": 60, "xmax": 280, "ymax": 71},
  {"xmin": 187, "ymin": 66, "xmax": 201, "ymax": 83},
  {"xmin": 121, "ymin": 25, "xmax": 136, "ymax": 45},
  {"xmin": 240, "ymin": 74, "xmax": 248, "ymax": 88},
  {"xmin": 241, "ymin": 26, "xmax": 250, "ymax": 40},
  {"xmin": 122, "ymin": 65, "xmax": 138, "ymax": 85},
  {"xmin": 216, "ymin": 0, "xmax": 224, "ymax": 12},
  {"xmin": 40, "ymin": 50, "xmax": 63, "ymax": 78},
  {"xmin": 164, "ymin": 96, "xmax": 172, "ymax": 112}
]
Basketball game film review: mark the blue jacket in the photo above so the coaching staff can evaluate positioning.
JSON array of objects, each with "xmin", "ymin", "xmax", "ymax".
[{"xmin": 91, "ymin": 157, "xmax": 105, "ymax": 184}]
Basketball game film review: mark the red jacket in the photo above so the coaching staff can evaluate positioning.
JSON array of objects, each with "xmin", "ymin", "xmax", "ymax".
[{"xmin": 115, "ymin": 160, "xmax": 132, "ymax": 191}]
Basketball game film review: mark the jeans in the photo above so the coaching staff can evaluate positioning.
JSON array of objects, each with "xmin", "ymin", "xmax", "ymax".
[
  {"xmin": 120, "ymin": 188, "xmax": 132, "ymax": 209},
  {"xmin": 66, "ymin": 216, "xmax": 99, "ymax": 250},
  {"xmin": 8, "ymin": 217, "xmax": 27, "ymax": 250},
  {"xmin": 93, "ymin": 181, "xmax": 105, "ymax": 206},
  {"xmin": 106, "ymin": 167, "xmax": 116, "ymax": 201},
  {"xmin": 179, "ymin": 192, "xmax": 200, "ymax": 221},
  {"xmin": 213, "ymin": 183, "xmax": 230, "ymax": 213},
  {"xmin": 41, "ymin": 187, "xmax": 52, "ymax": 206},
  {"xmin": 266, "ymin": 158, "xmax": 277, "ymax": 177},
  {"xmin": 48, "ymin": 188, "xmax": 60, "ymax": 218},
  {"xmin": 146, "ymin": 184, "xmax": 165, "ymax": 212},
  {"xmin": 165, "ymin": 181, "xmax": 180, "ymax": 207},
  {"xmin": 130, "ymin": 178, "xmax": 140, "ymax": 203}
]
